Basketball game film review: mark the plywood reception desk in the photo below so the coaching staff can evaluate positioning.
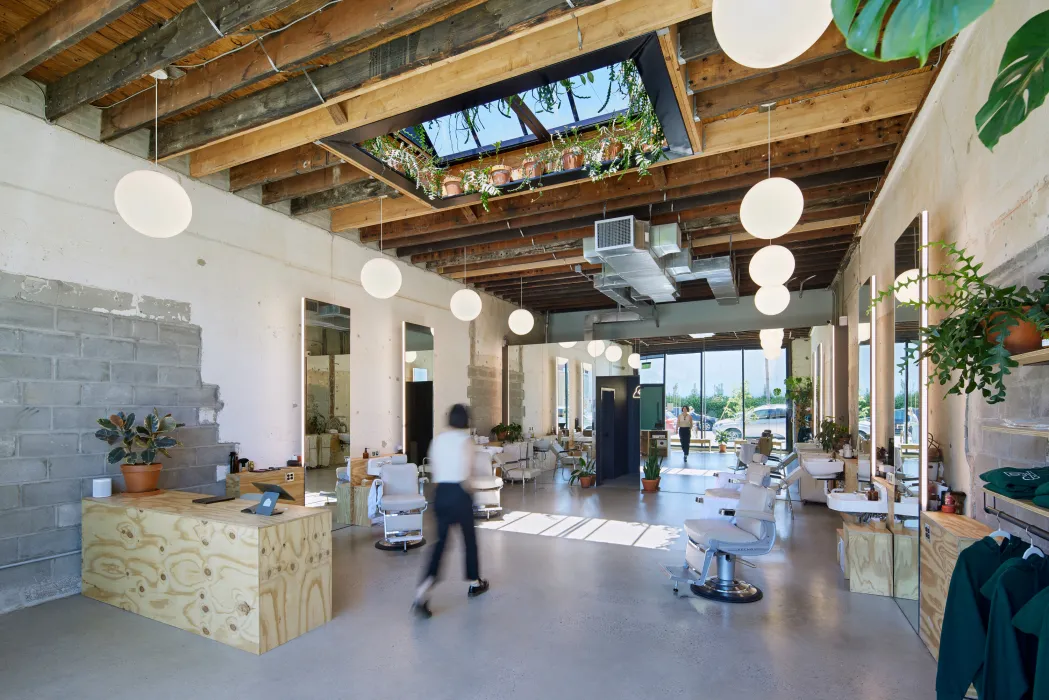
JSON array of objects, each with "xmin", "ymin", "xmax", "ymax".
[{"xmin": 81, "ymin": 490, "xmax": 331, "ymax": 654}]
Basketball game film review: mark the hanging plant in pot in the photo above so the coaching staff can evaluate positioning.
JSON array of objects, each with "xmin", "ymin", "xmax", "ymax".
[
  {"xmin": 94, "ymin": 409, "xmax": 183, "ymax": 493},
  {"xmin": 873, "ymin": 241, "xmax": 1049, "ymax": 404},
  {"xmin": 641, "ymin": 450, "xmax": 662, "ymax": 492}
]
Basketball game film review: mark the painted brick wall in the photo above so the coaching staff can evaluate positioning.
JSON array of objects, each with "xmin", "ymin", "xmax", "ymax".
[{"xmin": 0, "ymin": 271, "xmax": 234, "ymax": 614}]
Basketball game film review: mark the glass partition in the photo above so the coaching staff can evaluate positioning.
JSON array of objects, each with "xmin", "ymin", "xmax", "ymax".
[{"xmin": 743, "ymin": 349, "xmax": 788, "ymax": 441}]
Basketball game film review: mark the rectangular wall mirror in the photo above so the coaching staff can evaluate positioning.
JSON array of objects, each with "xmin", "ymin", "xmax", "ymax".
[
  {"xmin": 404, "ymin": 322, "xmax": 435, "ymax": 466},
  {"xmin": 555, "ymin": 357, "xmax": 569, "ymax": 434},
  {"xmin": 302, "ymin": 299, "xmax": 351, "ymax": 530},
  {"xmin": 856, "ymin": 277, "xmax": 874, "ymax": 462}
]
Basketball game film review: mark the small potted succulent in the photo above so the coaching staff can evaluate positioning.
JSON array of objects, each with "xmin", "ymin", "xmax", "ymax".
[
  {"xmin": 490, "ymin": 164, "xmax": 512, "ymax": 186},
  {"xmin": 715, "ymin": 430, "xmax": 731, "ymax": 453},
  {"xmin": 95, "ymin": 409, "xmax": 183, "ymax": 493},
  {"xmin": 570, "ymin": 456, "xmax": 596, "ymax": 488},
  {"xmin": 641, "ymin": 450, "xmax": 662, "ymax": 492}
]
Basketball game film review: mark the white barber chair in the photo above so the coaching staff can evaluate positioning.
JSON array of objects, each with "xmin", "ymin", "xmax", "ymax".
[
  {"xmin": 370, "ymin": 456, "xmax": 428, "ymax": 551},
  {"xmin": 664, "ymin": 483, "xmax": 777, "ymax": 603},
  {"xmin": 693, "ymin": 461, "xmax": 771, "ymax": 519},
  {"xmin": 470, "ymin": 451, "xmax": 503, "ymax": 519}
]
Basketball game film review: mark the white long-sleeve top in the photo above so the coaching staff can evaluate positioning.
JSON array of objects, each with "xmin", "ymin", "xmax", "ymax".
[{"xmin": 427, "ymin": 429, "xmax": 474, "ymax": 483}]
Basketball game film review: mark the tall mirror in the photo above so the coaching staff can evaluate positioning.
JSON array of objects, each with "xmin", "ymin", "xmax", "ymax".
[
  {"xmin": 302, "ymin": 299, "xmax": 351, "ymax": 530},
  {"xmin": 556, "ymin": 357, "xmax": 569, "ymax": 435},
  {"xmin": 404, "ymin": 322, "xmax": 435, "ymax": 466},
  {"xmin": 856, "ymin": 277, "xmax": 874, "ymax": 469},
  {"xmin": 887, "ymin": 214, "xmax": 926, "ymax": 633}
]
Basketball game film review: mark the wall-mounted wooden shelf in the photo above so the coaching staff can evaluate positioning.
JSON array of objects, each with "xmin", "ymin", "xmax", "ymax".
[
  {"xmin": 983, "ymin": 423, "xmax": 1049, "ymax": 438},
  {"xmin": 982, "ymin": 486, "xmax": 1049, "ymax": 520},
  {"xmin": 1012, "ymin": 347, "xmax": 1049, "ymax": 366}
]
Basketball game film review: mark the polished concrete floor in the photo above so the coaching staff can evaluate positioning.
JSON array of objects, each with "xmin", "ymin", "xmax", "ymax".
[{"xmin": 0, "ymin": 453, "xmax": 935, "ymax": 700}]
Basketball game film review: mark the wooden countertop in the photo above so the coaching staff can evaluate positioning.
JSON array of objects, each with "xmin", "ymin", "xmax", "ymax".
[
  {"xmin": 85, "ymin": 489, "xmax": 322, "ymax": 529},
  {"xmin": 922, "ymin": 510, "xmax": 992, "ymax": 539}
]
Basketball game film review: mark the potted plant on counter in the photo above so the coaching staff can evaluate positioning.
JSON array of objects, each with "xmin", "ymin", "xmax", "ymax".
[
  {"xmin": 641, "ymin": 451, "xmax": 662, "ymax": 492},
  {"xmin": 815, "ymin": 418, "xmax": 851, "ymax": 460},
  {"xmin": 715, "ymin": 430, "xmax": 731, "ymax": 453},
  {"xmin": 570, "ymin": 456, "xmax": 596, "ymax": 488},
  {"xmin": 95, "ymin": 409, "xmax": 183, "ymax": 493}
]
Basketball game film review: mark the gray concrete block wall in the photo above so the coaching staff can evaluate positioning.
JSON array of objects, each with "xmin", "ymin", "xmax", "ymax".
[{"xmin": 0, "ymin": 271, "xmax": 235, "ymax": 614}]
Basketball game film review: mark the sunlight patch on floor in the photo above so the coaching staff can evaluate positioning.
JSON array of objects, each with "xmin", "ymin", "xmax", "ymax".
[
  {"xmin": 477, "ymin": 510, "xmax": 681, "ymax": 550},
  {"xmin": 660, "ymin": 468, "xmax": 720, "ymax": 477}
]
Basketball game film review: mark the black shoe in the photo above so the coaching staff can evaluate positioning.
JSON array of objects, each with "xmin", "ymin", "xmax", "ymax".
[
  {"xmin": 468, "ymin": 579, "xmax": 490, "ymax": 598},
  {"xmin": 411, "ymin": 600, "xmax": 433, "ymax": 619}
]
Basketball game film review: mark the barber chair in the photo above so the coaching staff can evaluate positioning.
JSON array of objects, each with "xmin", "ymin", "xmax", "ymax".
[
  {"xmin": 664, "ymin": 483, "xmax": 777, "ymax": 603},
  {"xmin": 549, "ymin": 441, "xmax": 579, "ymax": 481},
  {"xmin": 470, "ymin": 450, "xmax": 503, "ymax": 519},
  {"xmin": 370, "ymin": 457, "xmax": 427, "ymax": 551},
  {"xmin": 499, "ymin": 441, "xmax": 540, "ymax": 493},
  {"xmin": 693, "ymin": 461, "xmax": 771, "ymax": 519}
]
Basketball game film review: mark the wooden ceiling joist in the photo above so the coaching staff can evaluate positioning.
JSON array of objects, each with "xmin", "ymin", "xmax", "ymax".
[
  {"xmin": 183, "ymin": 0, "xmax": 715, "ymax": 175},
  {"xmin": 229, "ymin": 143, "xmax": 341, "ymax": 191},
  {"xmin": 0, "ymin": 0, "xmax": 148, "ymax": 81},
  {"xmin": 261, "ymin": 163, "xmax": 367, "ymax": 205},
  {"xmin": 289, "ymin": 179, "xmax": 399, "ymax": 216},
  {"xmin": 99, "ymin": 0, "xmax": 483, "ymax": 140},
  {"xmin": 44, "ymin": 0, "xmax": 303, "ymax": 120},
  {"xmin": 676, "ymin": 14, "xmax": 717, "ymax": 63},
  {"xmin": 657, "ymin": 25, "xmax": 702, "ymax": 153}
]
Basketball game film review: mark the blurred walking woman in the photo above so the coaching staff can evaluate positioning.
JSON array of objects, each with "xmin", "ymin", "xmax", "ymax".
[
  {"xmin": 677, "ymin": 406, "xmax": 694, "ymax": 462},
  {"xmin": 412, "ymin": 404, "xmax": 489, "ymax": 619}
]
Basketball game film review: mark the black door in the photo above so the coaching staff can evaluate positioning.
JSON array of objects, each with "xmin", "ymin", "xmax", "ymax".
[
  {"xmin": 597, "ymin": 388, "xmax": 616, "ymax": 484},
  {"xmin": 405, "ymin": 381, "xmax": 434, "ymax": 465}
]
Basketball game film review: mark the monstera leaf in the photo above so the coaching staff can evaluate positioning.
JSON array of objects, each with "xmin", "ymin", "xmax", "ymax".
[
  {"xmin": 977, "ymin": 10, "xmax": 1049, "ymax": 150},
  {"xmin": 833, "ymin": 0, "xmax": 994, "ymax": 65}
]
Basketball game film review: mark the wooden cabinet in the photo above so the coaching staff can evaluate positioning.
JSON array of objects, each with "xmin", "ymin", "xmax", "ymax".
[
  {"xmin": 845, "ymin": 521, "xmax": 893, "ymax": 596},
  {"xmin": 891, "ymin": 523, "xmax": 919, "ymax": 601},
  {"xmin": 919, "ymin": 511, "xmax": 991, "ymax": 659},
  {"xmin": 226, "ymin": 466, "xmax": 305, "ymax": 506}
]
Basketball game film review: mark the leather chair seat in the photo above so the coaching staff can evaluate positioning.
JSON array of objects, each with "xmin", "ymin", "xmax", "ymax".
[
  {"xmin": 379, "ymin": 493, "xmax": 426, "ymax": 511},
  {"xmin": 684, "ymin": 519, "xmax": 760, "ymax": 545},
  {"xmin": 470, "ymin": 475, "xmax": 503, "ymax": 490}
]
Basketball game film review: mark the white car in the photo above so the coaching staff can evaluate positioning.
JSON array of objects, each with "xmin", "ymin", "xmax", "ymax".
[{"xmin": 713, "ymin": 404, "xmax": 788, "ymax": 440}]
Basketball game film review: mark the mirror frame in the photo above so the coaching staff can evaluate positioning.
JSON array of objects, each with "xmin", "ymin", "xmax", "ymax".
[{"xmin": 918, "ymin": 210, "xmax": 930, "ymax": 511}]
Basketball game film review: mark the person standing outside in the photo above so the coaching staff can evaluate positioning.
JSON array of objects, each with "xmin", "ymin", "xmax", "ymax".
[
  {"xmin": 677, "ymin": 406, "xmax": 694, "ymax": 462},
  {"xmin": 412, "ymin": 404, "xmax": 489, "ymax": 619}
]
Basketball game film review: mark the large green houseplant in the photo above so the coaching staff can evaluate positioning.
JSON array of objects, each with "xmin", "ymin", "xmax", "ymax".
[
  {"xmin": 784, "ymin": 376, "xmax": 814, "ymax": 442},
  {"xmin": 874, "ymin": 242, "xmax": 1049, "ymax": 404},
  {"xmin": 94, "ymin": 409, "xmax": 183, "ymax": 493},
  {"xmin": 815, "ymin": 419, "xmax": 852, "ymax": 459},
  {"xmin": 569, "ymin": 456, "xmax": 596, "ymax": 488},
  {"xmin": 641, "ymin": 449, "xmax": 662, "ymax": 492}
]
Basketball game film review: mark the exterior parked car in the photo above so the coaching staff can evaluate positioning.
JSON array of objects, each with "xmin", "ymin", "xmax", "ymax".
[
  {"xmin": 712, "ymin": 404, "xmax": 788, "ymax": 440},
  {"xmin": 666, "ymin": 408, "xmax": 716, "ymax": 432}
]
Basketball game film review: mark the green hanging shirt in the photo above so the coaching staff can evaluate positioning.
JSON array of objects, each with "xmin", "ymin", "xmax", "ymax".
[
  {"xmin": 1014, "ymin": 586, "xmax": 1049, "ymax": 700},
  {"xmin": 979, "ymin": 553, "xmax": 1049, "ymax": 700},
  {"xmin": 937, "ymin": 536, "xmax": 1028, "ymax": 700}
]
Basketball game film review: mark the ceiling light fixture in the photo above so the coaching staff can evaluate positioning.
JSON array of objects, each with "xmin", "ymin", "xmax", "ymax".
[
  {"xmin": 587, "ymin": 340, "xmax": 606, "ymax": 358},
  {"xmin": 404, "ymin": 351, "xmax": 417, "ymax": 363},
  {"xmin": 759, "ymin": 328, "xmax": 785, "ymax": 349},
  {"xmin": 712, "ymin": 0, "xmax": 833, "ymax": 69},
  {"xmin": 450, "ymin": 247, "xmax": 482, "ymax": 321},
  {"xmin": 508, "ymin": 277, "xmax": 534, "ymax": 335},
  {"xmin": 114, "ymin": 76, "xmax": 192, "ymax": 238},
  {"xmin": 689, "ymin": 332, "xmax": 715, "ymax": 339},
  {"xmin": 755, "ymin": 284, "xmax": 790, "ymax": 316},
  {"xmin": 894, "ymin": 268, "xmax": 920, "ymax": 304},
  {"xmin": 361, "ymin": 197, "xmax": 403, "ymax": 299},
  {"xmin": 740, "ymin": 106, "xmax": 804, "ymax": 240},
  {"xmin": 605, "ymin": 344, "xmax": 623, "ymax": 362},
  {"xmin": 858, "ymin": 322, "xmax": 871, "ymax": 343},
  {"xmin": 628, "ymin": 352, "xmax": 642, "ymax": 369},
  {"xmin": 559, "ymin": 342, "xmax": 578, "ymax": 349},
  {"xmin": 749, "ymin": 244, "xmax": 796, "ymax": 287},
  {"xmin": 763, "ymin": 345, "xmax": 783, "ymax": 361}
]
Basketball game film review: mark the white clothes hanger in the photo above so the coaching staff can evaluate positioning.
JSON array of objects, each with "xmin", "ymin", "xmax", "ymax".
[
  {"xmin": 989, "ymin": 512, "xmax": 1011, "ymax": 540},
  {"xmin": 1023, "ymin": 526, "xmax": 1044, "ymax": 560}
]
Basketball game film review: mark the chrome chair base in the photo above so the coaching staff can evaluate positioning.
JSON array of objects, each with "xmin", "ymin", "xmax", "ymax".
[
  {"xmin": 690, "ymin": 578, "xmax": 763, "ymax": 603},
  {"xmin": 375, "ymin": 537, "xmax": 426, "ymax": 552}
]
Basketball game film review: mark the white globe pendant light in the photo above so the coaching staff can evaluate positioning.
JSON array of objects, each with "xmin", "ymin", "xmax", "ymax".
[
  {"xmin": 628, "ymin": 352, "xmax": 642, "ymax": 369},
  {"xmin": 858, "ymin": 322, "xmax": 871, "ymax": 343},
  {"xmin": 559, "ymin": 341, "xmax": 577, "ymax": 349},
  {"xmin": 741, "ymin": 178, "xmax": 804, "ymax": 240},
  {"xmin": 749, "ymin": 244, "xmax": 795, "ymax": 287},
  {"xmin": 361, "ymin": 257, "xmax": 402, "ymax": 299},
  {"xmin": 115, "ymin": 170, "xmax": 192, "ymax": 238},
  {"xmin": 508, "ymin": 309, "xmax": 534, "ymax": 335},
  {"xmin": 763, "ymin": 345, "xmax": 783, "ymax": 361},
  {"xmin": 605, "ymin": 344, "xmax": 623, "ymax": 363},
  {"xmin": 404, "ymin": 350, "xmax": 417, "ymax": 363},
  {"xmin": 450, "ymin": 288, "xmax": 482, "ymax": 321},
  {"xmin": 759, "ymin": 328, "xmax": 784, "ymax": 347},
  {"xmin": 755, "ymin": 284, "xmax": 790, "ymax": 316},
  {"xmin": 712, "ymin": 0, "xmax": 833, "ymax": 69},
  {"xmin": 587, "ymin": 340, "xmax": 606, "ymax": 358},
  {"xmin": 894, "ymin": 268, "xmax": 920, "ymax": 304}
]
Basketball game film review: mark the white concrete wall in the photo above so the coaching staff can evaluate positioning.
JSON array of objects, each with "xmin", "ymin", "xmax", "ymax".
[
  {"xmin": 837, "ymin": 0, "xmax": 1049, "ymax": 502},
  {"xmin": 0, "ymin": 105, "xmax": 522, "ymax": 462}
]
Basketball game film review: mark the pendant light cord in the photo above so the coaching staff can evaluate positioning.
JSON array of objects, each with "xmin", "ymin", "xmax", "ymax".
[
  {"xmin": 767, "ymin": 106, "xmax": 771, "ymax": 179},
  {"xmin": 154, "ymin": 77, "xmax": 159, "ymax": 166},
  {"xmin": 379, "ymin": 196, "xmax": 384, "ymax": 255}
]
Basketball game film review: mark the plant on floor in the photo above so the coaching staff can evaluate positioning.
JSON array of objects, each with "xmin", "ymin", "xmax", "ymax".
[
  {"xmin": 569, "ymin": 456, "xmax": 596, "ymax": 487},
  {"xmin": 94, "ymin": 409, "xmax": 184, "ymax": 493},
  {"xmin": 715, "ymin": 430, "xmax": 731, "ymax": 446},
  {"xmin": 872, "ymin": 241, "xmax": 1049, "ymax": 404},
  {"xmin": 815, "ymin": 418, "xmax": 851, "ymax": 459},
  {"xmin": 642, "ymin": 450, "xmax": 662, "ymax": 489}
]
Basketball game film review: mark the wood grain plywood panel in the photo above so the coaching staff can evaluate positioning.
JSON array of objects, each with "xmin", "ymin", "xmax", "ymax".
[
  {"xmin": 892, "ymin": 523, "xmax": 919, "ymax": 601},
  {"xmin": 226, "ymin": 466, "xmax": 305, "ymax": 506},
  {"xmin": 845, "ymin": 521, "xmax": 893, "ymax": 596}
]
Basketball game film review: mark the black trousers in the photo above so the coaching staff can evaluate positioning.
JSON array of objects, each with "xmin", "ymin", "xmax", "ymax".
[
  {"xmin": 423, "ymin": 483, "xmax": 479, "ymax": 582},
  {"xmin": 679, "ymin": 427, "xmax": 691, "ymax": 457}
]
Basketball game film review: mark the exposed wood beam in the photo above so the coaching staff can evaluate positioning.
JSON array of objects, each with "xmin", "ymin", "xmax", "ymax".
[
  {"xmin": 657, "ymin": 25, "xmax": 702, "ymax": 153},
  {"xmin": 100, "ymin": 0, "xmax": 483, "ymax": 140},
  {"xmin": 682, "ymin": 203, "xmax": 867, "ymax": 233},
  {"xmin": 467, "ymin": 262, "xmax": 600, "ymax": 285},
  {"xmin": 229, "ymin": 143, "xmax": 341, "ymax": 191},
  {"xmin": 330, "ymin": 197, "xmax": 432, "ymax": 230},
  {"xmin": 677, "ymin": 14, "xmax": 717, "ymax": 62},
  {"xmin": 687, "ymin": 25, "xmax": 848, "ymax": 93},
  {"xmin": 317, "ymin": 139, "xmax": 434, "ymax": 208},
  {"xmin": 507, "ymin": 96, "xmax": 551, "ymax": 142},
  {"xmin": 448, "ymin": 249, "xmax": 585, "ymax": 278},
  {"xmin": 325, "ymin": 103, "xmax": 349, "ymax": 126},
  {"xmin": 414, "ymin": 226, "xmax": 595, "ymax": 265},
  {"xmin": 184, "ymin": 0, "xmax": 715, "ymax": 174},
  {"xmin": 261, "ymin": 164, "xmax": 367, "ymax": 205},
  {"xmin": 44, "ymin": 0, "xmax": 302, "ymax": 120},
  {"xmin": 0, "ymin": 0, "xmax": 149, "ymax": 81},
  {"xmin": 690, "ymin": 220, "xmax": 860, "ymax": 253},
  {"xmin": 290, "ymin": 181, "xmax": 400, "ymax": 216}
]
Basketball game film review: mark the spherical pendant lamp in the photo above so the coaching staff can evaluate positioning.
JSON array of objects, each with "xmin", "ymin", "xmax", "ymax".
[
  {"xmin": 114, "ymin": 170, "xmax": 192, "ymax": 238},
  {"xmin": 712, "ymin": 0, "xmax": 833, "ymax": 69},
  {"xmin": 858, "ymin": 322, "xmax": 871, "ymax": 343},
  {"xmin": 740, "ymin": 178, "xmax": 804, "ymax": 240},
  {"xmin": 587, "ymin": 340, "xmax": 606, "ymax": 358},
  {"xmin": 763, "ymin": 345, "xmax": 783, "ymax": 361},
  {"xmin": 404, "ymin": 351, "xmax": 417, "ymax": 363},
  {"xmin": 894, "ymin": 268, "xmax": 920, "ymax": 304},
  {"xmin": 361, "ymin": 257, "xmax": 402, "ymax": 299},
  {"xmin": 755, "ymin": 284, "xmax": 790, "ymax": 316},
  {"xmin": 605, "ymin": 344, "xmax": 623, "ymax": 363},
  {"xmin": 508, "ymin": 309, "xmax": 534, "ymax": 335},
  {"xmin": 450, "ymin": 288, "xmax": 482, "ymax": 321},
  {"xmin": 559, "ymin": 341, "xmax": 578, "ymax": 349},
  {"xmin": 749, "ymin": 245, "xmax": 796, "ymax": 287},
  {"xmin": 759, "ymin": 328, "xmax": 784, "ymax": 347},
  {"xmin": 628, "ymin": 352, "xmax": 642, "ymax": 369}
]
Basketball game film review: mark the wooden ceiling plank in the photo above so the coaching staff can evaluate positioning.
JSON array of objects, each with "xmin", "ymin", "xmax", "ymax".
[
  {"xmin": 45, "ymin": 0, "xmax": 303, "ymax": 120},
  {"xmin": 0, "ymin": 0, "xmax": 149, "ymax": 81},
  {"xmin": 317, "ymin": 140, "xmax": 435, "ymax": 208},
  {"xmin": 261, "ymin": 163, "xmax": 367, "ymax": 205},
  {"xmin": 228, "ymin": 143, "xmax": 339, "ymax": 190},
  {"xmin": 289, "ymin": 180, "xmax": 400, "ymax": 216},
  {"xmin": 657, "ymin": 25, "xmax": 702, "ymax": 153},
  {"xmin": 329, "ymin": 196, "xmax": 432, "ymax": 229},
  {"xmin": 677, "ymin": 14, "xmax": 717, "ymax": 63},
  {"xmin": 184, "ymin": 0, "xmax": 715, "ymax": 174}
]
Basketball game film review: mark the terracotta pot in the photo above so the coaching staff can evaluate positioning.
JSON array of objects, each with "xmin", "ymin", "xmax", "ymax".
[
  {"xmin": 442, "ymin": 177, "xmax": 463, "ymax": 197},
  {"xmin": 562, "ymin": 152, "xmax": 584, "ymax": 170},
  {"xmin": 986, "ymin": 308, "xmax": 1043, "ymax": 354},
  {"xmin": 579, "ymin": 475, "xmax": 595, "ymax": 488},
  {"xmin": 522, "ymin": 158, "xmax": 544, "ymax": 179},
  {"xmin": 719, "ymin": 444, "xmax": 727, "ymax": 453},
  {"xmin": 121, "ymin": 463, "xmax": 162, "ymax": 493},
  {"xmin": 510, "ymin": 168, "xmax": 524, "ymax": 181},
  {"xmin": 602, "ymin": 139, "xmax": 623, "ymax": 161},
  {"xmin": 641, "ymin": 478, "xmax": 660, "ymax": 492},
  {"xmin": 490, "ymin": 165, "xmax": 512, "ymax": 186}
]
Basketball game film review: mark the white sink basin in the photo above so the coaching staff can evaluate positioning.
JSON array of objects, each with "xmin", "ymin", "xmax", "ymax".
[
  {"xmin": 802, "ymin": 457, "xmax": 845, "ymax": 478},
  {"xmin": 827, "ymin": 491, "xmax": 888, "ymax": 514},
  {"xmin": 896, "ymin": 496, "xmax": 919, "ymax": 518}
]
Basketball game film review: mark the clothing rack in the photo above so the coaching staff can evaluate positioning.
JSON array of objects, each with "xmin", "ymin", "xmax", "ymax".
[{"xmin": 983, "ymin": 490, "xmax": 1049, "ymax": 542}]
